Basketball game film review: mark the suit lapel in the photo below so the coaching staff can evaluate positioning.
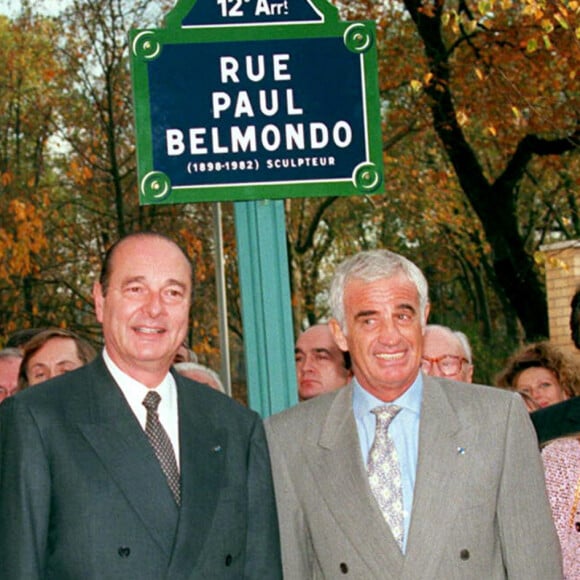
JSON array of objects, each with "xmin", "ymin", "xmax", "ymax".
[
  {"xmin": 167, "ymin": 376, "xmax": 226, "ymax": 577},
  {"xmin": 77, "ymin": 357, "xmax": 179, "ymax": 557},
  {"xmin": 402, "ymin": 376, "xmax": 466, "ymax": 579},
  {"xmin": 305, "ymin": 386, "xmax": 404, "ymax": 578}
]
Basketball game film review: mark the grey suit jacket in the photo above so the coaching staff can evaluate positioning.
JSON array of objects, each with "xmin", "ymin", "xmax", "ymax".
[
  {"xmin": 266, "ymin": 376, "xmax": 562, "ymax": 579},
  {"xmin": 0, "ymin": 355, "xmax": 282, "ymax": 579}
]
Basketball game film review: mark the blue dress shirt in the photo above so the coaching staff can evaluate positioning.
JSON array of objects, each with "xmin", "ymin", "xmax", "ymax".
[{"xmin": 352, "ymin": 373, "xmax": 423, "ymax": 553}]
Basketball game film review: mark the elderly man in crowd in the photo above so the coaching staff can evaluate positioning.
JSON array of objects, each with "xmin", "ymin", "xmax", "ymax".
[
  {"xmin": 0, "ymin": 348, "xmax": 22, "ymax": 402},
  {"xmin": 266, "ymin": 248, "xmax": 561, "ymax": 579},
  {"xmin": 421, "ymin": 324, "xmax": 474, "ymax": 383}
]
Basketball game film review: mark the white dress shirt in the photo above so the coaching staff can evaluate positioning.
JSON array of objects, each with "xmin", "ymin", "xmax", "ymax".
[{"xmin": 102, "ymin": 348, "xmax": 180, "ymax": 469}]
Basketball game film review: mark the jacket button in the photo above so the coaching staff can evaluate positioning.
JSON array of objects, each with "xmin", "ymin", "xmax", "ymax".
[
  {"xmin": 340, "ymin": 562, "xmax": 348, "ymax": 573},
  {"xmin": 118, "ymin": 546, "xmax": 131, "ymax": 558},
  {"xmin": 225, "ymin": 554, "xmax": 233, "ymax": 566},
  {"xmin": 460, "ymin": 549, "xmax": 470, "ymax": 560}
]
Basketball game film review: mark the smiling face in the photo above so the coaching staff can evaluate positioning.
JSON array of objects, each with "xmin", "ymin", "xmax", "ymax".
[
  {"xmin": 93, "ymin": 235, "xmax": 192, "ymax": 387},
  {"xmin": 330, "ymin": 274, "xmax": 428, "ymax": 402},
  {"xmin": 514, "ymin": 366, "xmax": 569, "ymax": 409}
]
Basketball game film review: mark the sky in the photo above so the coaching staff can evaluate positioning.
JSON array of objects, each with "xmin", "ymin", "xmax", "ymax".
[{"xmin": 0, "ymin": 0, "xmax": 69, "ymax": 17}]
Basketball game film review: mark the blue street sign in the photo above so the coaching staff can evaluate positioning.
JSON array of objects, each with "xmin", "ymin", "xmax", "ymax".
[{"xmin": 130, "ymin": 0, "xmax": 383, "ymax": 203}]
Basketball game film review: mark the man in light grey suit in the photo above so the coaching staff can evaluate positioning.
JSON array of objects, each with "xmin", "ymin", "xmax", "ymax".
[
  {"xmin": 266, "ymin": 249, "xmax": 561, "ymax": 579},
  {"xmin": 0, "ymin": 232, "xmax": 281, "ymax": 579}
]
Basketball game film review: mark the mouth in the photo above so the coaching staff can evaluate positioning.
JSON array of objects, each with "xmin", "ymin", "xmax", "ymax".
[
  {"xmin": 134, "ymin": 326, "xmax": 165, "ymax": 335},
  {"xmin": 375, "ymin": 352, "xmax": 405, "ymax": 362},
  {"xmin": 300, "ymin": 379, "xmax": 320, "ymax": 388}
]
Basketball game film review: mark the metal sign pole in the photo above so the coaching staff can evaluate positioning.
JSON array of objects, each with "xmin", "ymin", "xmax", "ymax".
[
  {"xmin": 212, "ymin": 202, "xmax": 232, "ymax": 397},
  {"xmin": 235, "ymin": 199, "xmax": 297, "ymax": 416}
]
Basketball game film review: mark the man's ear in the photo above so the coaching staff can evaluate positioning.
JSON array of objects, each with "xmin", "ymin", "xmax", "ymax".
[
  {"xmin": 422, "ymin": 302, "xmax": 431, "ymax": 333},
  {"xmin": 93, "ymin": 282, "xmax": 104, "ymax": 324},
  {"xmin": 329, "ymin": 318, "xmax": 348, "ymax": 352},
  {"xmin": 465, "ymin": 364, "xmax": 474, "ymax": 383}
]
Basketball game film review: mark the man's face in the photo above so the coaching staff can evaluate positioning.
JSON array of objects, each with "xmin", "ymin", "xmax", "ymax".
[
  {"xmin": 26, "ymin": 337, "xmax": 84, "ymax": 386},
  {"xmin": 93, "ymin": 236, "xmax": 191, "ymax": 387},
  {"xmin": 295, "ymin": 325, "xmax": 351, "ymax": 401},
  {"xmin": 421, "ymin": 327, "xmax": 473, "ymax": 382},
  {"xmin": 330, "ymin": 274, "xmax": 427, "ymax": 402},
  {"xmin": 0, "ymin": 356, "xmax": 21, "ymax": 401}
]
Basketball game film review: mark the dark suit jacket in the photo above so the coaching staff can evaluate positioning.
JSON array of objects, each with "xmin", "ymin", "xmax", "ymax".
[
  {"xmin": 531, "ymin": 397, "xmax": 580, "ymax": 446},
  {"xmin": 0, "ymin": 356, "xmax": 282, "ymax": 579}
]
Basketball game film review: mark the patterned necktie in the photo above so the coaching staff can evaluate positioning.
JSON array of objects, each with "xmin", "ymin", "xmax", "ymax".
[
  {"xmin": 367, "ymin": 405, "xmax": 404, "ymax": 549},
  {"xmin": 142, "ymin": 391, "xmax": 181, "ymax": 505}
]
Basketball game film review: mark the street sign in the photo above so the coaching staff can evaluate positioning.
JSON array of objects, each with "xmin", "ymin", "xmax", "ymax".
[{"xmin": 130, "ymin": 0, "xmax": 383, "ymax": 204}]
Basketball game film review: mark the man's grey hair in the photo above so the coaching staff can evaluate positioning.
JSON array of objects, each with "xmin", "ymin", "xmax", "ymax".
[
  {"xmin": 426, "ymin": 324, "xmax": 473, "ymax": 364},
  {"xmin": 173, "ymin": 362, "xmax": 225, "ymax": 394},
  {"xmin": 0, "ymin": 347, "xmax": 23, "ymax": 361},
  {"xmin": 329, "ymin": 249, "xmax": 430, "ymax": 329}
]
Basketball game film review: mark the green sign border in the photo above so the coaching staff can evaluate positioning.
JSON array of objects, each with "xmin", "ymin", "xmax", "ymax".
[{"xmin": 130, "ymin": 0, "xmax": 383, "ymax": 204}]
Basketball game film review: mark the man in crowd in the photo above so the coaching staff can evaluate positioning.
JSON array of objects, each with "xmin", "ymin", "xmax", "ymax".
[
  {"xmin": 295, "ymin": 323, "xmax": 352, "ymax": 401},
  {"xmin": 0, "ymin": 231, "xmax": 281, "ymax": 579},
  {"xmin": 266, "ymin": 249, "xmax": 560, "ymax": 579},
  {"xmin": 421, "ymin": 324, "xmax": 474, "ymax": 382},
  {"xmin": 174, "ymin": 361, "xmax": 226, "ymax": 394},
  {"xmin": 0, "ymin": 348, "xmax": 22, "ymax": 402}
]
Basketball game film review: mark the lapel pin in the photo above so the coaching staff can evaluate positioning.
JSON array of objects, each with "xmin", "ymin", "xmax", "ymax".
[{"xmin": 457, "ymin": 446, "xmax": 466, "ymax": 455}]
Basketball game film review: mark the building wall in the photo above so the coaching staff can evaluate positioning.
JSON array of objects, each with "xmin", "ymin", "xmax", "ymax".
[{"xmin": 541, "ymin": 240, "xmax": 580, "ymax": 357}]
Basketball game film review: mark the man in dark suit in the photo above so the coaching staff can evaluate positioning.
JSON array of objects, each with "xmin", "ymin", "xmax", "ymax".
[
  {"xmin": 0, "ymin": 232, "xmax": 281, "ymax": 579},
  {"xmin": 266, "ymin": 249, "xmax": 561, "ymax": 579}
]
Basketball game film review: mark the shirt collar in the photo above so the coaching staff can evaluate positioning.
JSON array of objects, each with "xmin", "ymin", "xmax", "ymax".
[
  {"xmin": 352, "ymin": 371, "xmax": 423, "ymax": 421},
  {"xmin": 102, "ymin": 348, "xmax": 176, "ymax": 408}
]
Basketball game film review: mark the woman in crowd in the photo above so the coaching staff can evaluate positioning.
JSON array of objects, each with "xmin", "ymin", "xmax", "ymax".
[
  {"xmin": 496, "ymin": 341, "xmax": 580, "ymax": 410},
  {"xmin": 497, "ymin": 341, "xmax": 580, "ymax": 576},
  {"xmin": 18, "ymin": 328, "xmax": 96, "ymax": 389}
]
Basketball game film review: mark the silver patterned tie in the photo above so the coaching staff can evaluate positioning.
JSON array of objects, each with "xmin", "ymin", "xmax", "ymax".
[
  {"xmin": 142, "ymin": 391, "xmax": 181, "ymax": 505},
  {"xmin": 367, "ymin": 405, "xmax": 404, "ymax": 549}
]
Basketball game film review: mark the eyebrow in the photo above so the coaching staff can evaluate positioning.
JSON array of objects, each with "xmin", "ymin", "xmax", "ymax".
[
  {"xmin": 294, "ymin": 347, "xmax": 333, "ymax": 356},
  {"xmin": 312, "ymin": 348, "xmax": 332, "ymax": 355},
  {"xmin": 122, "ymin": 276, "xmax": 188, "ymax": 290},
  {"xmin": 354, "ymin": 309, "xmax": 379, "ymax": 320}
]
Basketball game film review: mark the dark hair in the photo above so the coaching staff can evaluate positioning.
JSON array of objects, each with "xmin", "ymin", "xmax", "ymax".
[
  {"xmin": 19, "ymin": 328, "xmax": 97, "ymax": 389},
  {"xmin": 495, "ymin": 341, "xmax": 580, "ymax": 398},
  {"xmin": 99, "ymin": 232, "xmax": 192, "ymax": 296},
  {"xmin": 6, "ymin": 328, "xmax": 45, "ymax": 348},
  {"xmin": 571, "ymin": 290, "xmax": 580, "ymax": 350},
  {"xmin": 343, "ymin": 351, "xmax": 352, "ymax": 371}
]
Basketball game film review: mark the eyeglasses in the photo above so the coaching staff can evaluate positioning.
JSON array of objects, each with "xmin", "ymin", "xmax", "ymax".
[{"xmin": 420, "ymin": 355, "xmax": 469, "ymax": 377}]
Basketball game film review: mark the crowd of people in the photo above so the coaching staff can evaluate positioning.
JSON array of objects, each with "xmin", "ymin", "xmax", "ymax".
[{"xmin": 0, "ymin": 232, "xmax": 578, "ymax": 578}]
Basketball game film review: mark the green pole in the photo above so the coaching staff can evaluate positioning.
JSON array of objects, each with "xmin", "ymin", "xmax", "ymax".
[{"xmin": 234, "ymin": 199, "xmax": 298, "ymax": 417}]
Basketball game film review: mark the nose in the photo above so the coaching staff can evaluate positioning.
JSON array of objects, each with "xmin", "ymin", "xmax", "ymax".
[
  {"xmin": 144, "ymin": 291, "xmax": 166, "ymax": 317},
  {"xmin": 376, "ymin": 318, "xmax": 400, "ymax": 344},
  {"xmin": 300, "ymin": 355, "xmax": 316, "ymax": 375},
  {"xmin": 430, "ymin": 365, "xmax": 446, "ymax": 378}
]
